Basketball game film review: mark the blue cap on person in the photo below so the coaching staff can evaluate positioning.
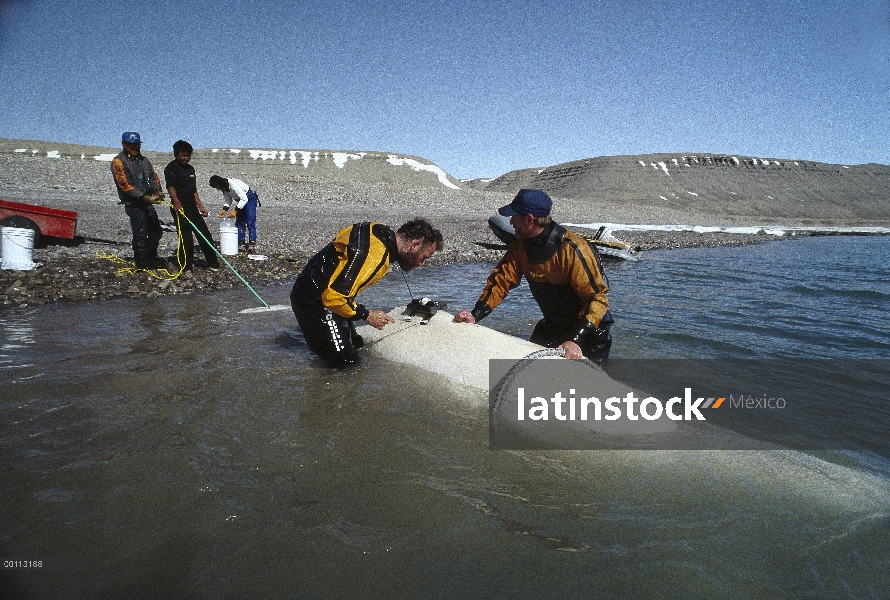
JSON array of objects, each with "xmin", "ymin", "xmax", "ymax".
[
  {"xmin": 498, "ymin": 189, "xmax": 552, "ymax": 217},
  {"xmin": 122, "ymin": 132, "xmax": 141, "ymax": 144}
]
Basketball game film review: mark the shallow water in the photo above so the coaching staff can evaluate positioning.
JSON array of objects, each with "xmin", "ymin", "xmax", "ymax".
[{"xmin": 1, "ymin": 235, "xmax": 889, "ymax": 598}]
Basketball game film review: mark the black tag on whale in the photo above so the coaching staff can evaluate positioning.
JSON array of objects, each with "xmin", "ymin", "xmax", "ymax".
[{"xmin": 406, "ymin": 298, "xmax": 446, "ymax": 322}]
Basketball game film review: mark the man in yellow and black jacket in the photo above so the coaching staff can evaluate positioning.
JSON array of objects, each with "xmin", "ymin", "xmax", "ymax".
[
  {"xmin": 454, "ymin": 189, "xmax": 614, "ymax": 364},
  {"xmin": 290, "ymin": 219, "xmax": 442, "ymax": 368}
]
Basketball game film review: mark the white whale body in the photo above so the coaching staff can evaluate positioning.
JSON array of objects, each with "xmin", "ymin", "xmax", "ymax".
[
  {"xmin": 356, "ymin": 306, "xmax": 675, "ymax": 438},
  {"xmin": 356, "ymin": 306, "xmax": 553, "ymax": 391},
  {"xmin": 356, "ymin": 307, "xmax": 890, "ymax": 530}
]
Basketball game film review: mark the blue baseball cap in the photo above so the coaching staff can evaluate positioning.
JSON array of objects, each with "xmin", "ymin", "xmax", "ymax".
[
  {"xmin": 498, "ymin": 189, "xmax": 552, "ymax": 217},
  {"xmin": 122, "ymin": 132, "xmax": 142, "ymax": 144}
]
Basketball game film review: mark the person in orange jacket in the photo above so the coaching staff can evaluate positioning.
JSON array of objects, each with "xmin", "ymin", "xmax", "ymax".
[
  {"xmin": 110, "ymin": 131, "xmax": 167, "ymax": 269},
  {"xmin": 454, "ymin": 189, "xmax": 614, "ymax": 364}
]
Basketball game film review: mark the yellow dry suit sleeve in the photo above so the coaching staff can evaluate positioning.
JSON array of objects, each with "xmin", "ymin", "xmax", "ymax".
[
  {"xmin": 471, "ymin": 244, "xmax": 523, "ymax": 321},
  {"xmin": 321, "ymin": 223, "xmax": 392, "ymax": 319}
]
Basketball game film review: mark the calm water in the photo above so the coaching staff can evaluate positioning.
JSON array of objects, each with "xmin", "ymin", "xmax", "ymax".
[{"xmin": 1, "ymin": 235, "xmax": 889, "ymax": 598}]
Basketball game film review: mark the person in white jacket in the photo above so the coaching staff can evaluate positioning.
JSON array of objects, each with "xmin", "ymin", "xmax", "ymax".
[{"xmin": 210, "ymin": 175, "xmax": 259, "ymax": 253}]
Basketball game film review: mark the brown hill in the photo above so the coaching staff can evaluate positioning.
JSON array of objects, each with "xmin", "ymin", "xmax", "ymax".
[
  {"xmin": 1, "ymin": 139, "xmax": 888, "ymax": 226},
  {"xmin": 0, "ymin": 138, "xmax": 462, "ymax": 190},
  {"xmin": 484, "ymin": 153, "xmax": 890, "ymax": 223}
]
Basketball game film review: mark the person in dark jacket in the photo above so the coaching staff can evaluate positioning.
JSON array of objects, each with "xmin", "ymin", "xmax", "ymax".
[
  {"xmin": 164, "ymin": 140, "xmax": 220, "ymax": 270},
  {"xmin": 291, "ymin": 218, "xmax": 442, "ymax": 368},
  {"xmin": 454, "ymin": 189, "xmax": 614, "ymax": 364},
  {"xmin": 110, "ymin": 131, "xmax": 167, "ymax": 269}
]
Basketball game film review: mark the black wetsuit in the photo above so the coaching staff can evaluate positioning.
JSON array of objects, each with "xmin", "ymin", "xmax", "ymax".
[{"xmin": 290, "ymin": 222, "xmax": 398, "ymax": 368}]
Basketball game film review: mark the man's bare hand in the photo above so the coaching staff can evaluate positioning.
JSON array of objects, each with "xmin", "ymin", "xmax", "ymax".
[
  {"xmin": 558, "ymin": 341, "xmax": 583, "ymax": 360},
  {"xmin": 453, "ymin": 309, "xmax": 476, "ymax": 324},
  {"xmin": 366, "ymin": 309, "xmax": 395, "ymax": 330}
]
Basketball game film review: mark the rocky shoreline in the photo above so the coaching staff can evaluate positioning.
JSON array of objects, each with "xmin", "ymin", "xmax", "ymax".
[
  {"xmin": 2, "ymin": 139, "xmax": 887, "ymax": 311},
  {"xmin": 0, "ymin": 221, "xmax": 819, "ymax": 310}
]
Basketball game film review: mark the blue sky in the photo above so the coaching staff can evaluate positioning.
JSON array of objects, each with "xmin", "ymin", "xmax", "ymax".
[{"xmin": 0, "ymin": 0, "xmax": 887, "ymax": 179}]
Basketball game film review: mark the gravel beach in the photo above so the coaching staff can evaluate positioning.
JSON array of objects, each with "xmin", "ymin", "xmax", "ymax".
[
  {"xmin": 1, "ymin": 142, "xmax": 887, "ymax": 310},
  {"xmin": 0, "ymin": 193, "xmax": 815, "ymax": 310}
]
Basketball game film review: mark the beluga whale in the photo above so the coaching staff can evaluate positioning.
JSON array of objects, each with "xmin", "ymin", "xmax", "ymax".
[{"xmin": 355, "ymin": 305, "xmax": 678, "ymax": 446}]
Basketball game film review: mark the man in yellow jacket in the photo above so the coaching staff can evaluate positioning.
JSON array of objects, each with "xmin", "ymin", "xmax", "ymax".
[
  {"xmin": 290, "ymin": 218, "xmax": 443, "ymax": 368},
  {"xmin": 454, "ymin": 189, "xmax": 614, "ymax": 364}
]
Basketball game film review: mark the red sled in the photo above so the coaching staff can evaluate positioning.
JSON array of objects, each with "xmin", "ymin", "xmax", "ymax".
[{"xmin": 0, "ymin": 198, "xmax": 78, "ymax": 244}]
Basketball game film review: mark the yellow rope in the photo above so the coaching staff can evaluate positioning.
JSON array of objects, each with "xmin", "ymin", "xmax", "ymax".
[
  {"xmin": 95, "ymin": 200, "xmax": 268, "ymax": 308},
  {"xmin": 95, "ymin": 200, "xmax": 187, "ymax": 281}
]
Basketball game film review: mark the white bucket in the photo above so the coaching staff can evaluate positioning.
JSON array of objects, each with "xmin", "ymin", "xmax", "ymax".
[
  {"xmin": 1, "ymin": 226, "xmax": 36, "ymax": 270},
  {"xmin": 219, "ymin": 219, "xmax": 239, "ymax": 255}
]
